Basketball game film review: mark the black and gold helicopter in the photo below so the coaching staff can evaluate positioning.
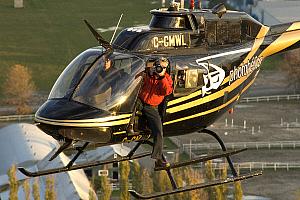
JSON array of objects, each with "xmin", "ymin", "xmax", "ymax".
[{"xmin": 18, "ymin": 2, "xmax": 300, "ymax": 199}]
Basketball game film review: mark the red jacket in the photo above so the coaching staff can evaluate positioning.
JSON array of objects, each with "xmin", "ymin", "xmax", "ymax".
[{"xmin": 139, "ymin": 73, "xmax": 173, "ymax": 106}]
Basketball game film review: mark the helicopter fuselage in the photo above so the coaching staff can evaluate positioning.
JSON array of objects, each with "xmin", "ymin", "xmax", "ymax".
[{"xmin": 35, "ymin": 8, "xmax": 300, "ymax": 146}]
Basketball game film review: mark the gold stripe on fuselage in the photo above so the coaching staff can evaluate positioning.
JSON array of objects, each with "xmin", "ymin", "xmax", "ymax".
[
  {"xmin": 221, "ymin": 77, "xmax": 230, "ymax": 86},
  {"xmin": 164, "ymin": 74, "xmax": 257, "ymax": 125},
  {"xmin": 167, "ymin": 90, "xmax": 202, "ymax": 106},
  {"xmin": 243, "ymin": 26, "xmax": 270, "ymax": 62},
  {"xmin": 167, "ymin": 26, "xmax": 269, "ymax": 109},
  {"xmin": 286, "ymin": 22, "xmax": 300, "ymax": 31},
  {"xmin": 113, "ymin": 131, "xmax": 126, "ymax": 135},
  {"xmin": 166, "ymin": 66, "xmax": 252, "ymax": 114},
  {"xmin": 260, "ymin": 29, "xmax": 300, "ymax": 58},
  {"xmin": 35, "ymin": 114, "xmax": 131, "ymax": 123},
  {"xmin": 35, "ymin": 116, "xmax": 130, "ymax": 127}
]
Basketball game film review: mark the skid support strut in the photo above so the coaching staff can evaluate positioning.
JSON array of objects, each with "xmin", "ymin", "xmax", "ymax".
[
  {"xmin": 66, "ymin": 142, "xmax": 89, "ymax": 168},
  {"xmin": 49, "ymin": 138, "xmax": 73, "ymax": 161},
  {"xmin": 200, "ymin": 129, "xmax": 238, "ymax": 177},
  {"xmin": 127, "ymin": 141, "xmax": 143, "ymax": 158}
]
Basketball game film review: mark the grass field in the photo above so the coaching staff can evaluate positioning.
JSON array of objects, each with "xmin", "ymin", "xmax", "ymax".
[{"xmin": 0, "ymin": 0, "xmax": 160, "ymax": 95}]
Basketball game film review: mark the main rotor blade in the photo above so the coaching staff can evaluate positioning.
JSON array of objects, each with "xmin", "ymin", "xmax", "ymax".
[{"xmin": 84, "ymin": 19, "xmax": 112, "ymax": 50}]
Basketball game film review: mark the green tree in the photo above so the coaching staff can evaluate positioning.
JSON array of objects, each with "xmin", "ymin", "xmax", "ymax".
[
  {"xmin": 153, "ymin": 170, "xmax": 172, "ymax": 200},
  {"xmin": 32, "ymin": 178, "xmax": 40, "ymax": 200},
  {"xmin": 234, "ymin": 181, "xmax": 243, "ymax": 200},
  {"xmin": 132, "ymin": 160, "xmax": 142, "ymax": 193},
  {"xmin": 45, "ymin": 176, "xmax": 56, "ymax": 200},
  {"xmin": 99, "ymin": 166, "xmax": 112, "ymax": 200},
  {"xmin": 220, "ymin": 164, "xmax": 228, "ymax": 200},
  {"xmin": 234, "ymin": 168, "xmax": 243, "ymax": 200},
  {"xmin": 173, "ymin": 168, "xmax": 186, "ymax": 200},
  {"xmin": 184, "ymin": 167, "xmax": 208, "ymax": 200},
  {"xmin": 88, "ymin": 183, "xmax": 96, "ymax": 200},
  {"xmin": 205, "ymin": 160, "xmax": 214, "ymax": 196},
  {"xmin": 140, "ymin": 168, "xmax": 153, "ymax": 194},
  {"xmin": 205, "ymin": 160, "xmax": 222, "ymax": 200},
  {"xmin": 120, "ymin": 161, "xmax": 130, "ymax": 200},
  {"xmin": 8, "ymin": 165, "xmax": 18, "ymax": 200},
  {"xmin": 3, "ymin": 64, "xmax": 36, "ymax": 114},
  {"xmin": 22, "ymin": 179, "xmax": 30, "ymax": 200}
]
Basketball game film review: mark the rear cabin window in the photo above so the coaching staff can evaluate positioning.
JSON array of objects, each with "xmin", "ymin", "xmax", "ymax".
[
  {"xmin": 174, "ymin": 68, "xmax": 205, "ymax": 97},
  {"xmin": 241, "ymin": 19, "xmax": 261, "ymax": 41},
  {"xmin": 172, "ymin": 59, "xmax": 206, "ymax": 97},
  {"xmin": 205, "ymin": 20, "xmax": 241, "ymax": 46}
]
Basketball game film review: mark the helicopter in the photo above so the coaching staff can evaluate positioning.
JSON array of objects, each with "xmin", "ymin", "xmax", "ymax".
[{"xmin": 18, "ymin": 2, "xmax": 300, "ymax": 199}]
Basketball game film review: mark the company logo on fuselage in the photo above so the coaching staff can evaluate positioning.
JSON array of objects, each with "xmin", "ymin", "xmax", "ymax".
[
  {"xmin": 196, "ymin": 62, "xmax": 226, "ymax": 97},
  {"xmin": 152, "ymin": 34, "xmax": 189, "ymax": 48},
  {"xmin": 229, "ymin": 56, "xmax": 263, "ymax": 85}
]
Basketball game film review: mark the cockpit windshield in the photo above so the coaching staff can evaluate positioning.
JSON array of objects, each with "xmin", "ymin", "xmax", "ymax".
[
  {"xmin": 72, "ymin": 52, "xmax": 145, "ymax": 112},
  {"xmin": 49, "ymin": 48, "xmax": 104, "ymax": 99}
]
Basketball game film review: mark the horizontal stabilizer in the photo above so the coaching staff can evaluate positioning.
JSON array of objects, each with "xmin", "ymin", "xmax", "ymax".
[{"xmin": 260, "ymin": 22, "xmax": 300, "ymax": 58}]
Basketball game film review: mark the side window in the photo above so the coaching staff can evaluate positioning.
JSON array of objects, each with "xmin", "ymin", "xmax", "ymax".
[
  {"xmin": 113, "ymin": 58, "xmax": 132, "ymax": 74},
  {"xmin": 228, "ymin": 21, "xmax": 241, "ymax": 43},
  {"xmin": 206, "ymin": 20, "xmax": 217, "ymax": 46},
  {"xmin": 174, "ymin": 69, "xmax": 204, "ymax": 97},
  {"xmin": 112, "ymin": 57, "xmax": 143, "ymax": 75},
  {"xmin": 218, "ymin": 20, "xmax": 241, "ymax": 44},
  {"xmin": 206, "ymin": 20, "xmax": 241, "ymax": 46},
  {"xmin": 217, "ymin": 20, "xmax": 228, "ymax": 45},
  {"xmin": 241, "ymin": 20, "xmax": 261, "ymax": 41}
]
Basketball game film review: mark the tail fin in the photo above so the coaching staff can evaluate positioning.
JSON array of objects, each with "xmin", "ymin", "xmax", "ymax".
[{"xmin": 260, "ymin": 22, "xmax": 300, "ymax": 58}]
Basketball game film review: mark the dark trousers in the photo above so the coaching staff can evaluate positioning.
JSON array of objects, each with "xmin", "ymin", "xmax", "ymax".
[{"xmin": 137, "ymin": 99, "xmax": 163, "ymax": 160}]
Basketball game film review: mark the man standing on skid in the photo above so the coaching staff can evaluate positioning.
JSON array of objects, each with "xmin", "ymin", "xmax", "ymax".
[{"xmin": 138, "ymin": 57, "xmax": 173, "ymax": 167}]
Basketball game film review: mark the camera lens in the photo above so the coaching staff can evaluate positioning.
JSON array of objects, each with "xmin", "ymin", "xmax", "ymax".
[{"xmin": 155, "ymin": 65, "xmax": 163, "ymax": 73}]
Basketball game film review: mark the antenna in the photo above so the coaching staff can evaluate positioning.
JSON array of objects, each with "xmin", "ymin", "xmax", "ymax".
[{"xmin": 110, "ymin": 13, "xmax": 123, "ymax": 44}]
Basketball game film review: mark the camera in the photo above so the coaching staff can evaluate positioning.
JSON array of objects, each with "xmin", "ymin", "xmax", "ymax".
[
  {"xmin": 154, "ymin": 64, "xmax": 164, "ymax": 73},
  {"xmin": 146, "ymin": 57, "xmax": 168, "ymax": 76},
  {"xmin": 149, "ymin": 64, "xmax": 164, "ymax": 75}
]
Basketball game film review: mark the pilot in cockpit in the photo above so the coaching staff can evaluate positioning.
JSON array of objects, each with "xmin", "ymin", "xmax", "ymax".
[{"xmin": 100, "ymin": 55, "xmax": 117, "ymax": 78}]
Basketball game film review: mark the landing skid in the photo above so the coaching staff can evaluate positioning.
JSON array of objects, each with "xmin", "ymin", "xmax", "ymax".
[
  {"xmin": 18, "ymin": 127, "xmax": 262, "ymax": 199},
  {"xmin": 18, "ymin": 152, "xmax": 151, "ymax": 177},
  {"xmin": 129, "ymin": 171, "xmax": 262, "ymax": 199},
  {"xmin": 154, "ymin": 148, "xmax": 247, "ymax": 171},
  {"xmin": 129, "ymin": 129, "xmax": 263, "ymax": 199}
]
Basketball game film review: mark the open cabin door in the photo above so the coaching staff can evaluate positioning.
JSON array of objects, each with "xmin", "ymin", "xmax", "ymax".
[{"xmin": 173, "ymin": 61, "xmax": 206, "ymax": 97}]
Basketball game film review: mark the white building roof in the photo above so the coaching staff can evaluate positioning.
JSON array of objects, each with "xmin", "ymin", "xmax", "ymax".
[{"xmin": 0, "ymin": 123, "xmax": 96, "ymax": 200}]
